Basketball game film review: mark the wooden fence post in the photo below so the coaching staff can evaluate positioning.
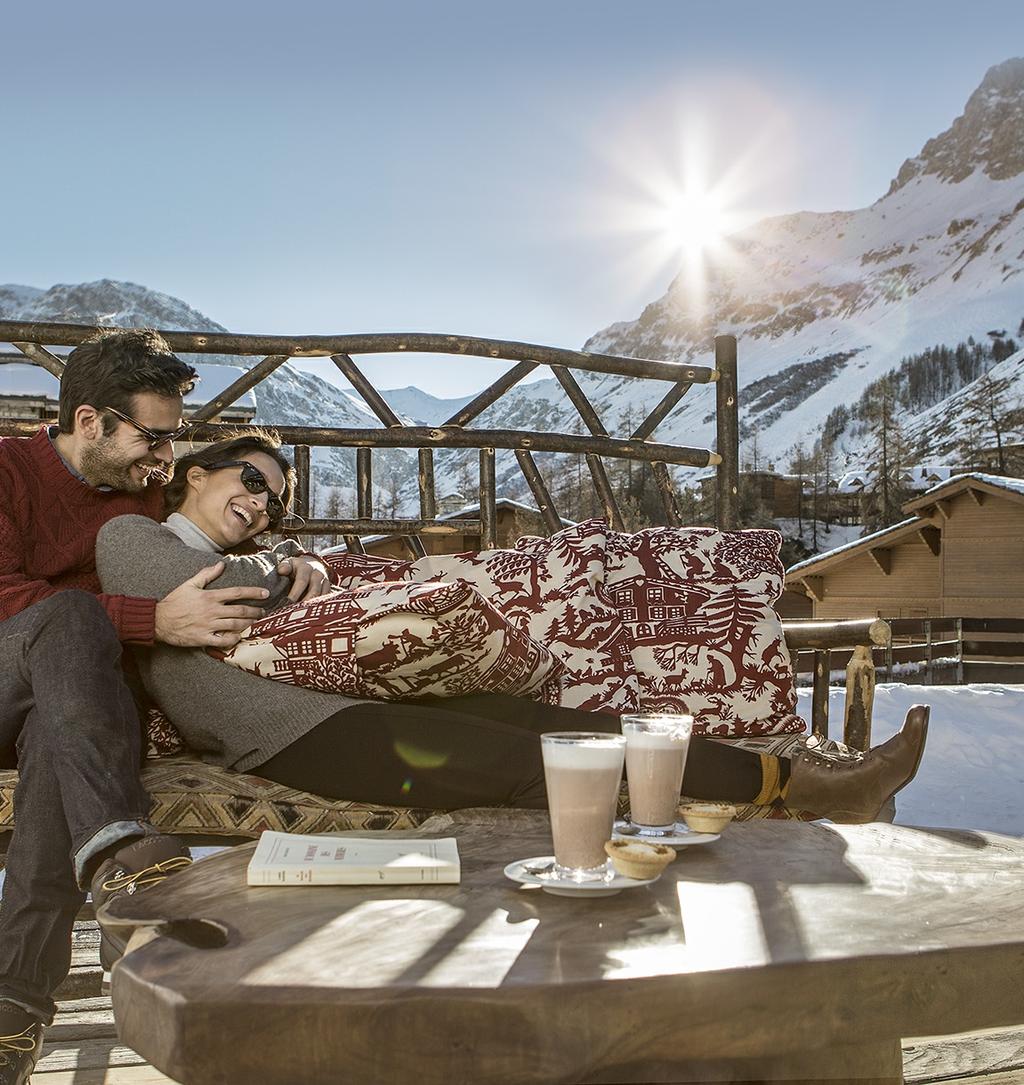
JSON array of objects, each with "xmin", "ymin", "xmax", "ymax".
[
  {"xmin": 956, "ymin": 617, "xmax": 964, "ymax": 685},
  {"xmin": 811, "ymin": 650, "xmax": 830, "ymax": 739},
  {"xmin": 714, "ymin": 335, "xmax": 738, "ymax": 530},
  {"xmin": 843, "ymin": 646, "xmax": 875, "ymax": 751}
]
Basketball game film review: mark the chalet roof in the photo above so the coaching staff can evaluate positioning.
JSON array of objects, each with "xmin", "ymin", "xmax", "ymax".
[
  {"xmin": 901, "ymin": 472, "xmax": 1024, "ymax": 513},
  {"xmin": 0, "ymin": 361, "xmax": 258, "ymax": 410},
  {"xmin": 832, "ymin": 464, "xmax": 959, "ymax": 494},
  {"xmin": 786, "ymin": 518, "xmax": 921, "ymax": 578},
  {"xmin": 786, "ymin": 472, "xmax": 1024, "ymax": 582}
]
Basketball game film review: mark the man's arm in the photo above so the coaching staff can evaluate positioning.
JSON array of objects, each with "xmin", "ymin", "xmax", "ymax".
[{"xmin": 0, "ymin": 490, "xmax": 156, "ymax": 643}]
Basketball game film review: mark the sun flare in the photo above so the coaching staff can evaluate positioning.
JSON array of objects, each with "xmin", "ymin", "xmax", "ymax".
[
  {"xmin": 657, "ymin": 187, "xmax": 733, "ymax": 263},
  {"xmin": 577, "ymin": 86, "xmax": 795, "ymax": 311}
]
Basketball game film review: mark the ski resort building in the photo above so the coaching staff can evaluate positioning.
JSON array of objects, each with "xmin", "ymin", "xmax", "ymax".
[{"xmin": 786, "ymin": 473, "xmax": 1024, "ymax": 619}]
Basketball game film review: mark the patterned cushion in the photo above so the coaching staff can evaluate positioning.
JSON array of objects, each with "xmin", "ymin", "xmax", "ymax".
[
  {"xmin": 604, "ymin": 527, "xmax": 803, "ymax": 738},
  {"xmin": 215, "ymin": 580, "xmax": 562, "ymax": 703},
  {"xmin": 0, "ymin": 755, "xmax": 437, "ymax": 840},
  {"xmin": 145, "ymin": 707, "xmax": 186, "ymax": 759},
  {"xmin": 323, "ymin": 551, "xmax": 412, "ymax": 588},
  {"xmin": 412, "ymin": 519, "xmax": 639, "ymax": 713}
]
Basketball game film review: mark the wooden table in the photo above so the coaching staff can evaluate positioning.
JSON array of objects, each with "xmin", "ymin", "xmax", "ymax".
[{"xmin": 104, "ymin": 810, "xmax": 1024, "ymax": 1085}]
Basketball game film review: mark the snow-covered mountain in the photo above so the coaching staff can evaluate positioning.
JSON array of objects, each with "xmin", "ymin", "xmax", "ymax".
[
  {"xmin": 374, "ymin": 386, "xmax": 476, "ymax": 426},
  {"xmin": 470, "ymin": 57, "xmax": 1024, "ymax": 473}
]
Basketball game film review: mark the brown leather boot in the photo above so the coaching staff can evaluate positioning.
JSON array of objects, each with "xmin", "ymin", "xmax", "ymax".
[{"xmin": 785, "ymin": 705, "xmax": 930, "ymax": 823}]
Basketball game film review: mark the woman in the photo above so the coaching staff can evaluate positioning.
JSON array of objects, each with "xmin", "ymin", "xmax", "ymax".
[{"xmin": 96, "ymin": 430, "xmax": 927, "ymax": 822}]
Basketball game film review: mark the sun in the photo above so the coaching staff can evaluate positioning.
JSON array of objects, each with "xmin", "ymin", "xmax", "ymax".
[{"xmin": 657, "ymin": 187, "xmax": 732, "ymax": 263}]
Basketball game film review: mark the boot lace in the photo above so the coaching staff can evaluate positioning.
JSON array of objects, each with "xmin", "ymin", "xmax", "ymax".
[
  {"xmin": 101, "ymin": 855, "xmax": 193, "ymax": 896},
  {"xmin": 0, "ymin": 1026, "xmax": 38, "ymax": 1054},
  {"xmin": 799, "ymin": 735, "xmax": 863, "ymax": 765}
]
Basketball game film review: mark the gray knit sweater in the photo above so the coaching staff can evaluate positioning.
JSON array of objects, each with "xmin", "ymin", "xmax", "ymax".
[{"xmin": 96, "ymin": 515, "xmax": 361, "ymax": 772}]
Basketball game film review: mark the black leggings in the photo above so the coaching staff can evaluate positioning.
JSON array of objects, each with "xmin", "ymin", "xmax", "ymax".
[{"xmin": 255, "ymin": 693, "xmax": 767, "ymax": 811}]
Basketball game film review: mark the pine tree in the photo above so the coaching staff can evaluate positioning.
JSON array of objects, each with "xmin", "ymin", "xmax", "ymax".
[
  {"xmin": 958, "ymin": 370, "xmax": 1016, "ymax": 474},
  {"xmin": 860, "ymin": 376, "xmax": 912, "ymax": 532},
  {"xmin": 788, "ymin": 442, "xmax": 810, "ymax": 539},
  {"xmin": 323, "ymin": 487, "xmax": 343, "ymax": 549}
]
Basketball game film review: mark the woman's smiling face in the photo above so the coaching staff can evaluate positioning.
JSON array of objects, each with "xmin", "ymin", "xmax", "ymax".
[{"xmin": 180, "ymin": 451, "xmax": 288, "ymax": 548}]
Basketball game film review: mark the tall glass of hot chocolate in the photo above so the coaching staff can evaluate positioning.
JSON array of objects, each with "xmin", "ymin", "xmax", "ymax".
[
  {"xmin": 622, "ymin": 713, "xmax": 693, "ymax": 836},
  {"xmin": 541, "ymin": 732, "xmax": 626, "ymax": 881}
]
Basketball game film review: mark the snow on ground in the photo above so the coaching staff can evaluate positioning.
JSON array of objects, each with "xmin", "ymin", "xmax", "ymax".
[{"xmin": 797, "ymin": 683, "xmax": 1024, "ymax": 837}]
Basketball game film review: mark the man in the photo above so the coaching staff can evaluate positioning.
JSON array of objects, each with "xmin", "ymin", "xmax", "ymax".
[{"xmin": 0, "ymin": 329, "xmax": 328, "ymax": 1084}]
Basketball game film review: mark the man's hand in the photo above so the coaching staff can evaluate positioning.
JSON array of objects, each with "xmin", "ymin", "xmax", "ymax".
[
  {"xmin": 277, "ymin": 555, "xmax": 332, "ymax": 602},
  {"xmin": 154, "ymin": 562, "xmax": 269, "ymax": 648}
]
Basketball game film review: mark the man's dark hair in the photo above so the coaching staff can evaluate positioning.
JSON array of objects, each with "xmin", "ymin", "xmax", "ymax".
[
  {"xmin": 163, "ymin": 429, "xmax": 295, "ymax": 528},
  {"xmin": 57, "ymin": 328, "xmax": 198, "ymax": 434}
]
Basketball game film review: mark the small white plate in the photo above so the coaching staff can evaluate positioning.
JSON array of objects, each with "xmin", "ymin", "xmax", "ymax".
[
  {"xmin": 504, "ymin": 856, "xmax": 660, "ymax": 897},
  {"xmin": 612, "ymin": 819, "xmax": 720, "ymax": 848}
]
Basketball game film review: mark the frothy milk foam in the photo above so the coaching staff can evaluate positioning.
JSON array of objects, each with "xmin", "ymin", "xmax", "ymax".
[
  {"xmin": 625, "ymin": 728, "xmax": 690, "ymax": 829},
  {"xmin": 543, "ymin": 741, "xmax": 624, "ymax": 872}
]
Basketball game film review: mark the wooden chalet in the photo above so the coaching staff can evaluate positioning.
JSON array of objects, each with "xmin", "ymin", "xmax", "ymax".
[{"xmin": 786, "ymin": 473, "xmax": 1024, "ymax": 619}]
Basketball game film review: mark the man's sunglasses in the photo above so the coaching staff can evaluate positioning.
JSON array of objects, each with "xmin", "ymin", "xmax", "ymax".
[
  {"xmin": 207, "ymin": 460, "xmax": 287, "ymax": 524},
  {"xmin": 102, "ymin": 405, "xmax": 193, "ymax": 451}
]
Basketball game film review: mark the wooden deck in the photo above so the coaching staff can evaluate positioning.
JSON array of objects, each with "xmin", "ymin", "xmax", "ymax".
[{"xmin": 30, "ymin": 920, "xmax": 1024, "ymax": 1084}]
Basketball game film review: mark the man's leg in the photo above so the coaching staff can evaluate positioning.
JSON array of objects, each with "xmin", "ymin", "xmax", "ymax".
[{"xmin": 0, "ymin": 592, "xmax": 153, "ymax": 1022}]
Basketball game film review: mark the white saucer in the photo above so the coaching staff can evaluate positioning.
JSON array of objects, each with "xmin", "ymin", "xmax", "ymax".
[
  {"xmin": 504, "ymin": 856, "xmax": 660, "ymax": 897},
  {"xmin": 612, "ymin": 819, "xmax": 720, "ymax": 848}
]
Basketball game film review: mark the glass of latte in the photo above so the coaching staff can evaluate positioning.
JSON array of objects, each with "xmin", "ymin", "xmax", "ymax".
[
  {"xmin": 622, "ymin": 713, "xmax": 693, "ymax": 836},
  {"xmin": 541, "ymin": 732, "xmax": 626, "ymax": 881}
]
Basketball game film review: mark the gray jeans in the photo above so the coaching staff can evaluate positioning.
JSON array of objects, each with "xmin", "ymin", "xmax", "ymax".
[{"xmin": 0, "ymin": 591, "xmax": 152, "ymax": 1022}]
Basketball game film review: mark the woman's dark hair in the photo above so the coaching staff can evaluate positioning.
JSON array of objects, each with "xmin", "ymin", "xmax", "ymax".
[
  {"xmin": 163, "ymin": 429, "xmax": 296, "ymax": 528},
  {"xmin": 58, "ymin": 328, "xmax": 198, "ymax": 434}
]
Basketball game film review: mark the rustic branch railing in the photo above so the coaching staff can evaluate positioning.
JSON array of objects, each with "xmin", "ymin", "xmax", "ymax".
[
  {"xmin": 783, "ymin": 618, "xmax": 892, "ymax": 750},
  {"xmin": 0, "ymin": 321, "xmax": 740, "ymax": 540}
]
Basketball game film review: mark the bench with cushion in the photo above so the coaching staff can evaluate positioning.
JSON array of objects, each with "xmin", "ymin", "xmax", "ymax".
[{"xmin": 0, "ymin": 523, "xmax": 891, "ymax": 847}]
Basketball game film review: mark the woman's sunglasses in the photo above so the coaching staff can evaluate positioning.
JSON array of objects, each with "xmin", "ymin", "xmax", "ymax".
[{"xmin": 206, "ymin": 460, "xmax": 287, "ymax": 523}]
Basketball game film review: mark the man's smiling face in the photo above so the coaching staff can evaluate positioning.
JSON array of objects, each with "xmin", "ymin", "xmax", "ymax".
[{"xmin": 79, "ymin": 392, "xmax": 184, "ymax": 491}]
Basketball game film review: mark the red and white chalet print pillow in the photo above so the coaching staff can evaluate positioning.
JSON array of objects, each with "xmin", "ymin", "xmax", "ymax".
[
  {"xmin": 215, "ymin": 580, "xmax": 562, "ymax": 704},
  {"xmin": 605, "ymin": 528, "xmax": 804, "ymax": 738},
  {"xmin": 322, "ymin": 551, "xmax": 412, "ymax": 589},
  {"xmin": 410, "ymin": 519, "xmax": 640, "ymax": 714}
]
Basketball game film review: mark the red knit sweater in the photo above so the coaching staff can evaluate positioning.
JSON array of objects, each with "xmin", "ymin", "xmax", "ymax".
[{"xmin": 0, "ymin": 428, "xmax": 163, "ymax": 643}]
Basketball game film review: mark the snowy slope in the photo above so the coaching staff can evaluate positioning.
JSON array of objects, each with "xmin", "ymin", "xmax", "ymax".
[
  {"xmin": 474, "ymin": 58, "xmax": 1024, "ymax": 475},
  {"xmin": 905, "ymin": 347, "xmax": 1024, "ymax": 457},
  {"xmin": 378, "ymin": 386, "xmax": 476, "ymax": 426}
]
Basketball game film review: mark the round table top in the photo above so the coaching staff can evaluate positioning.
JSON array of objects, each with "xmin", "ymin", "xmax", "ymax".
[{"xmin": 106, "ymin": 810, "xmax": 1024, "ymax": 1085}]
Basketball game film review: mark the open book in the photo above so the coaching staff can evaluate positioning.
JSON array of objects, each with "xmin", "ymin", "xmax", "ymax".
[{"xmin": 246, "ymin": 831, "xmax": 461, "ymax": 886}]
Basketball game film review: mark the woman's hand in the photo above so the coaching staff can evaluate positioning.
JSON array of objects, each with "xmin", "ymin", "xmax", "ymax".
[
  {"xmin": 155, "ymin": 562, "xmax": 269, "ymax": 647},
  {"xmin": 277, "ymin": 555, "xmax": 332, "ymax": 602}
]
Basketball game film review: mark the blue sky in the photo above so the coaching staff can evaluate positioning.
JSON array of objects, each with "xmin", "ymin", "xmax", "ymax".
[{"xmin": 4, "ymin": 1, "xmax": 1023, "ymax": 395}]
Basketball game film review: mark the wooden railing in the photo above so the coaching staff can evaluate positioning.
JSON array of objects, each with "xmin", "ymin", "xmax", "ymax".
[
  {"xmin": 0, "ymin": 321, "xmax": 740, "ymax": 548},
  {"xmin": 784, "ymin": 619, "xmax": 892, "ymax": 750},
  {"xmin": 881, "ymin": 617, "xmax": 1024, "ymax": 684}
]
